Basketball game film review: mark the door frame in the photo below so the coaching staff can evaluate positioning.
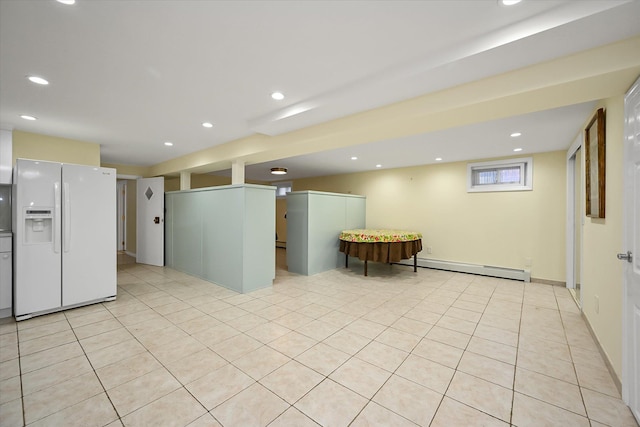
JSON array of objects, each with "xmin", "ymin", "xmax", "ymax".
[
  {"xmin": 566, "ymin": 133, "xmax": 583, "ymax": 308},
  {"xmin": 622, "ymin": 77, "xmax": 639, "ymax": 416},
  {"xmin": 116, "ymin": 174, "xmax": 140, "ymax": 256},
  {"xmin": 116, "ymin": 180, "xmax": 126, "ymax": 251}
]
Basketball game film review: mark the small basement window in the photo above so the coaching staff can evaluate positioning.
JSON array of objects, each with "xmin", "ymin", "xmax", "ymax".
[
  {"xmin": 467, "ymin": 157, "xmax": 533, "ymax": 192},
  {"xmin": 274, "ymin": 181, "xmax": 292, "ymax": 198}
]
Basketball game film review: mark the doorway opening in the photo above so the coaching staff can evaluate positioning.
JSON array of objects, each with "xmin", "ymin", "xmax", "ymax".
[
  {"xmin": 115, "ymin": 174, "xmax": 141, "ymax": 263},
  {"xmin": 566, "ymin": 136, "xmax": 583, "ymax": 308},
  {"xmin": 275, "ymin": 182, "xmax": 290, "ymax": 273}
]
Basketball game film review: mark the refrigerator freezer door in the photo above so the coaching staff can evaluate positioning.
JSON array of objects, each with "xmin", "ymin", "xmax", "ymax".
[
  {"xmin": 14, "ymin": 159, "xmax": 62, "ymax": 317},
  {"xmin": 62, "ymin": 164, "xmax": 117, "ymax": 307}
]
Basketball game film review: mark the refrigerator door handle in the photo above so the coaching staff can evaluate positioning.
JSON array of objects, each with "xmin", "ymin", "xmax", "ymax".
[
  {"xmin": 54, "ymin": 182, "xmax": 61, "ymax": 254},
  {"xmin": 64, "ymin": 182, "xmax": 71, "ymax": 253}
]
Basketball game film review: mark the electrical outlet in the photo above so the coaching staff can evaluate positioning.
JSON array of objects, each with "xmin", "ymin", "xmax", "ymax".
[
  {"xmin": 427, "ymin": 247, "xmax": 432, "ymax": 254},
  {"xmin": 594, "ymin": 295, "xmax": 599, "ymax": 314}
]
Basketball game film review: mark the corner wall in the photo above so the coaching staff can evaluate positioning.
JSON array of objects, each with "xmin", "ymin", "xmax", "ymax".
[
  {"xmin": 580, "ymin": 95, "xmax": 625, "ymax": 380},
  {"xmin": 294, "ymin": 151, "xmax": 567, "ymax": 282},
  {"xmin": 12, "ymin": 130, "xmax": 100, "ymax": 166}
]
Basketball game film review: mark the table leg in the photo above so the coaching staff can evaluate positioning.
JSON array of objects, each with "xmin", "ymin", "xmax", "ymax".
[
  {"xmin": 345, "ymin": 253, "xmax": 349, "ymax": 268},
  {"xmin": 364, "ymin": 260, "xmax": 368, "ymax": 276},
  {"xmin": 414, "ymin": 253, "xmax": 417, "ymax": 272}
]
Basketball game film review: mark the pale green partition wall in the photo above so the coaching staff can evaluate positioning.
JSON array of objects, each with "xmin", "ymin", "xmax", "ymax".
[
  {"xmin": 243, "ymin": 186, "xmax": 276, "ymax": 288},
  {"xmin": 286, "ymin": 193, "xmax": 309, "ymax": 275},
  {"xmin": 173, "ymin": 191, "xmax": 204, "ymax": 275},
  {"xmin": 165, "ymin": 184, "xmax": 275, "ymax": 293},
  {"xmin": 286, "ymin": 191, "xmax": 365, "ymax": 275},
  {"xmin": 165, "ymin": 193, "xmax": 174, "ymax": 267}
]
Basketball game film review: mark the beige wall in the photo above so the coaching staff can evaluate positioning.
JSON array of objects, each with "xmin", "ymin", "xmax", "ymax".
[
  {"xmin": 192, "ymin": 174, "xmax": 232, "ymax": 188},
  {"xmin": 165, "ymin": 174, "xmax": 231, "ymax": 192},
  {"xmin": 102, "ymin": 163, "xmax": 150, "ymax": 177},
  {"xmin": 294, "ymin": 151, "xmax": 567, "ymax": 282},
  {"xmin": 165, "ymin": 174, "xmax": 270, "ymax": 192},
  {"xmin": 13, "ymin": 130, "xmax": 100, "ymax": 166},
  {"xmin": 580, "ymin": 95, "xmax": 625, "ymax": 380},
  {"xmin": 165, "ymin": 177, "xmax": 180, "ymax": 192}
]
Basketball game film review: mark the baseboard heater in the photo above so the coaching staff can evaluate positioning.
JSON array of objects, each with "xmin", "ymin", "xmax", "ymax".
[{"xmin": 395, "ymin": 257, "xmax": 530, "ymax": 282}]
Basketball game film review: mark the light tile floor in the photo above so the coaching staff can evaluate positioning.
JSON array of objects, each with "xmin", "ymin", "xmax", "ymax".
[{"xmin": 0, "ymin": 252, "xmax": 638, "ymax": 427}]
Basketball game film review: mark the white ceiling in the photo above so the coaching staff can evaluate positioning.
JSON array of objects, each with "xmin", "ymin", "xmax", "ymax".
[{"xmin": 1, "ymin": 0, "xmax": 639, "ymax": 181}]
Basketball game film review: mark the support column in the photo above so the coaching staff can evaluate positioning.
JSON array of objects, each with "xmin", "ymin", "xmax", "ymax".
[
  {"xmin": 232, "ymin": 159, "xmax": 245, "ymax": 185},
  {"xmin": 180, "ymin": 171, "xmax": 191, "ymax": 190}
]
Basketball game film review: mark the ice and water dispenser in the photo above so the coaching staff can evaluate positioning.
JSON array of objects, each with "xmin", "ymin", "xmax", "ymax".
[{"xmin": 24, "ymin": 209, "xmax": 53, "ymax": 244}]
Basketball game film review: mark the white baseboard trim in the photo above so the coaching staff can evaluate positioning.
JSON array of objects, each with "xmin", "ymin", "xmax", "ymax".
[
  {"xmin": 581, "ymin": 310, "xmax": 622, "ymax": 394},
  {"xmin": 396, "ymin": 257, "xmax": 530, "ymax": 282}
]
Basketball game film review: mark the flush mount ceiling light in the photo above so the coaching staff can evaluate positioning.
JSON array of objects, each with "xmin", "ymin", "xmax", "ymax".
[
  {"xmin": 350, "ymin": 156, "xmax": 358, "ymax": 160},
  {"xmin": 513, "ymin": 148, "xmax": 523, "ymax": 152},
  {"xmin": 270, "ymin": 167, "xmax": 287, "ymax": 175},
  {"xmin": 376, "ymin": 164, "xmax": 382, "ymax": 168},
  {"xmin": 27, "ymin": 76, "xmax": 49, "ymax": 85},
  {"xmin": 510, "ymin": 132, "xmax": 522, "ymax": 137},
  {"xmin": 435, "ymin": 157, "xmax": 443, "ymax": 161},
  {"xmin": 20, "ymin": 115, "xmax": 37, "ymax": 121},
  {"xmin": 271, "ymin": 92, "xmax": 284, "ymax": 101},
  {"xmin": 500, "ymin": 0, "xmax": 522, "ymax": 5},
  {"xmin": 164, "ymin": 141, "xmax": 173, "ymax": 146},
  {"xmin": 202, "ymin": 122, "xmax": 213, "ymax": 128},
  {"xmin": 56, "ymin": 0, "xmax": 76, "ymax": 4}
]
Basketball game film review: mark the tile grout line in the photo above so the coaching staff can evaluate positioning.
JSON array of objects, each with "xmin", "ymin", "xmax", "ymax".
[{"xmin": 510, "ymin": 279, "xmax": 526, "ymax": 427}]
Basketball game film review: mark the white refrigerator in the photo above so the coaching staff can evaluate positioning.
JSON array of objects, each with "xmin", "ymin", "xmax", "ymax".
[{"xmin": 13, "ymin": 159, "xmax": 117, "ymax": 320}]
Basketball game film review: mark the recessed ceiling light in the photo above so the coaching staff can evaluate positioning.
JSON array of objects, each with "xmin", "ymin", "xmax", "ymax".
[
  {"xmin": 271, "ymin": 92, "xmax": 284, "ymax": 100},
  {"xmin": 510, "ymin": 132, "xmax": 522, "ymax": 137},
  {"xmin": 271, "ymin": 167, "xmax": 287, "ymax": 175},
  {"xmin": 375, "ymin": 164, "xmax": 382, "ymax": 168},
  {"xmin": 501, "ymin": 0, "xmax": 522, "ymax": 5},
  {"xmin": 435, "ymin": 157, "xmax": 442, "ymax": 161},
  {"xmin": 513, "ymin": 148, "xmax": 523, "ymax": 152},
  {"xmin": 20, "ymin": 115, "xmax": 37, "ymax": 121},
  {"xmin": 202, "ymin": 122, "xmax": 213, "ymax": 128},
  {"xmin": 57, "ymin": 0, "xmax": 76, "ymax": 4},
  {"xmin": 27, "ymin": 76, "xmax": 49, "ymax": 85},
  {"xmin": 351, "ymin": 156, "xmax": 358, "ymax": 160},
  {"xmin": 164, "ymin": 141, "xmax": 173, "ymax": 146}
]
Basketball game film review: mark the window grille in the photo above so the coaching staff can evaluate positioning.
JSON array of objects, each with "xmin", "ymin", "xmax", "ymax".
[{"xmin": 467, "ymin": 158, "xmax": 532, "ymax": 192}]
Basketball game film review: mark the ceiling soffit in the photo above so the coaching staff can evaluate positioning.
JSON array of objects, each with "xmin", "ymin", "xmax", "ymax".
[{"xmin": 150, "ymin": 36, "xmax": 640, "ymax": 177}]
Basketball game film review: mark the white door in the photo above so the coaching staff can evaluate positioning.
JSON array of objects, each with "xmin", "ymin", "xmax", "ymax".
[
  {"xmin": 137, "ymin": 177, "xmax": 164, "ymax": 266},
  {"xmin": 62, "ymin": 164, "xmax": 117, "ymax": 307},
  {"xmin": 623, "ymin": 76, "xmax": 640, "ymax": 423}
]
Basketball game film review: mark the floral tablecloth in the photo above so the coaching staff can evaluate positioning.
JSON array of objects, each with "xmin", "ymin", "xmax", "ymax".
[
  {"xmin": 339, "ymin": 229, "xmax": 423, "ymax": 243},
  {"xmin": 339, "ymin": 229, "xmax": 423, "ymax": 269}
]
